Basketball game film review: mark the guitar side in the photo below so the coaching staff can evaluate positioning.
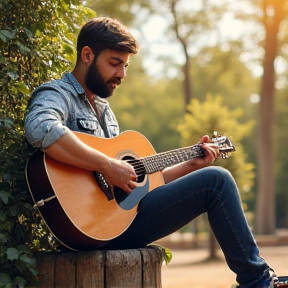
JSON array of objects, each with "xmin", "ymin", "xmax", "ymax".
[{"xmin": 25, "ymin": 130, "xmax": 165, "ymax": 250}]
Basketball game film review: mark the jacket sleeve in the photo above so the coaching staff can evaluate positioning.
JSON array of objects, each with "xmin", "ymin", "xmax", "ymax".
[{"xmin": 25, "ymin": 85, "xmax": 70, "ymax": 150}]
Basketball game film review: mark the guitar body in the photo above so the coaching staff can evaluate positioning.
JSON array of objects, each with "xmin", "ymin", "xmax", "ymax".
[{"xmin": 25, "ymin": 130, "xmax": 164, "ymax": 251}]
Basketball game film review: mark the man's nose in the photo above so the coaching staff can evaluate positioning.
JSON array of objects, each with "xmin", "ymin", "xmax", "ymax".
[{"xmin": 116, "ymin": 67, "xmax": 126, "ymax": 80}]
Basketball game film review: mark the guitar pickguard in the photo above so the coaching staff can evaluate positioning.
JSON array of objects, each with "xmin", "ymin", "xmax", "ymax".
[
  {"xmin": 93, "ymin": 151, "xmax": 150, "ymax": 210},
  {"xmin": 114, "ymin": 179, "xmax": 149, "ymax": 210}
]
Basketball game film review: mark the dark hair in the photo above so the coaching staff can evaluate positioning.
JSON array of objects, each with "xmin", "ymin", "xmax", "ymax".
[{"xmin": 76, "ymin": 17, "xmax": 139, "ymax": 60}]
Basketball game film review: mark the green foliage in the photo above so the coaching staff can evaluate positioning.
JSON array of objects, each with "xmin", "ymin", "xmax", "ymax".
[
  {"xmin": 193, "ymin": 43, "xmax": 260, "ymax": 111},
  {"xmin": 149, "ymin": 244, "xmax": 172, "ymax": 265},
  {"xmin": 0, "ymin": 116, "xmax": 37, "ymax": 287},
  {"xmin": 85, "ymin": 0, "xmax": 152, "ymax": 26},
  {"xmin": 0, "ymin": 0, "xmax": 95, "ymax": 286},
  {"xmin": 177, "ymin": 94, "xmax": 255, "ymax": 206}
]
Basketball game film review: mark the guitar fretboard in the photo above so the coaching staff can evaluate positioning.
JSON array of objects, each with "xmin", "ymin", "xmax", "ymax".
[{"xmin": 141, "ymin": 144, "xmax": 204, "ymax": 174}]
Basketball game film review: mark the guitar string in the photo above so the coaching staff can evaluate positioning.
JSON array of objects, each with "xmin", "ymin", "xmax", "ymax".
[
  {"xmin": 127, "ymin": 138, "xmax": 235, "ymax": 173},
  {"xmin": 127, "ymin": 145, "xmax": 205, "ymax": 177},
  {"xmin": 127, "ymin": 146, "xmax": 204, "ymax": 167},
  {"xmin": 123, "ymin": 138, "xmax": 230, "ymax": 175}
]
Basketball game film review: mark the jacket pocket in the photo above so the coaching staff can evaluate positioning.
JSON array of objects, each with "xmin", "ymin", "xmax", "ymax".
[{"xmin": 76, "ymin": 118, "xmax": 99, "ymax": 134}]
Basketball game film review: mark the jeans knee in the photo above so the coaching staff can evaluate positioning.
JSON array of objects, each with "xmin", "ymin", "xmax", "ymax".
[
  {"xmin": 204, "ymin": 166, "xmax": 238, "ymax": 196},
  {"xmin": 206, "ymin": 166, "xmax": 233, "ymax": 181}
]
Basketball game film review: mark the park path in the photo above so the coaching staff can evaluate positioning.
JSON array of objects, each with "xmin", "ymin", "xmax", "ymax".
[{"xmin": 161, "ymin": 246, "xmax": 288, "ymax": 288}]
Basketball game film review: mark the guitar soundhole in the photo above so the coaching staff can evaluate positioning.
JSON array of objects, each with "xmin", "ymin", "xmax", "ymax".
[{"xmin": 122, "ymin": 155, "xmax": 146, "ymax": 184}]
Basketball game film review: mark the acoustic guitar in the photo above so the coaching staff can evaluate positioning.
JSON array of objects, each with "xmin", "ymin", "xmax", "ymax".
[{"xmin": 25, "ymin": 130, "xmax": 235, "ymax": 251}]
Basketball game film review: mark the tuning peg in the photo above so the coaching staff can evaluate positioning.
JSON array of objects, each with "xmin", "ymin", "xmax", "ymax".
[
  {"xmin": 212, "ymin": 131, "xmax": 219, "ymax": 138},
  {"xmin": 220, "ymin": 152, "xmax": 229, "ymax": 159}
]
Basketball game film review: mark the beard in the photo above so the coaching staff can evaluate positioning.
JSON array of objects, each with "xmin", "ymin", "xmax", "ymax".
[{"xmin": 85, "ymin": 59, "xmax": 120, "ymax": 99}]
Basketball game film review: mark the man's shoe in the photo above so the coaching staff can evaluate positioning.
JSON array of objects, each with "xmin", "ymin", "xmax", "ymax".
[
  {"xmin": 231, "ymin": 269, "xmax": 279, "ymax": 288},
  {"xmin": 264, "ymin": 268, "xmax": 279, "ymax": 288},
  {"xmin": 277, "ymin": 276, "xmax": 288, "ymax": 287}
]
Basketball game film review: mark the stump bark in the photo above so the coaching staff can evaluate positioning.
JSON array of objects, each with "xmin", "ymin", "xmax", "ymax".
[{"xmin": 36, "ymin": 246, "xmax": 163, "ymax": 288}]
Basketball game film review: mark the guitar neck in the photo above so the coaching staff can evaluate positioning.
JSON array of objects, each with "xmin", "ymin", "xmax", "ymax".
[{"xmin": 141, "ymin": 144, "xmax": 204, "ymax": 174}]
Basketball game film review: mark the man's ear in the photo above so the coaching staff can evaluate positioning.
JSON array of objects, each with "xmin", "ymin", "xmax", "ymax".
[{"xmin": 81, "ymin": 46, "xmax": 94, "ymax": 64}]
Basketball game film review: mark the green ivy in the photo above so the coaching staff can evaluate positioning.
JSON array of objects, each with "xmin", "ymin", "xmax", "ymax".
[{"xmin": 0, "ymin": 0, "xmax": 95, "ymax": 286}]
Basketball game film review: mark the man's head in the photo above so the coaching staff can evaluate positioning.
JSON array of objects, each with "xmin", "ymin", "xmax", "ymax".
[
  {"xmin": 75, "ymin": 17, "xmax": 138, "ymax": 98},
  {"xmin": 76, "ymin": 17, "xmax": 139, "ymax": 62}
]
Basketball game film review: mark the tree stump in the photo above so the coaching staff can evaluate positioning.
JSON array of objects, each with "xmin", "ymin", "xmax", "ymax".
[{"xmin": 36, "ymin": 246, "xmax": 163, "ymax": 288}]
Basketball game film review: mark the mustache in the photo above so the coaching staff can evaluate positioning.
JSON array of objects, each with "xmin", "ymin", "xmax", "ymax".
[{"xmin": 110, "ymin": 77, "xmax": 121, "ymax": 86}]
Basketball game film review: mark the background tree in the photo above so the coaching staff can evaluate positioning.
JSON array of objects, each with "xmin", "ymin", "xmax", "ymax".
[
  {"xmin": 169, "ymin": 0, "xmax": 227, "ymax": 110},
  {"xmin": 273, "ymin": 10, "xmax": 288, "ymax": 228},
  {"xmin": 274, "ymin": 86, "xmax": 288, "ymax": 228},
  {"xmin": 255, "ymin": 0, "xmax": 287, "ymax": 234},
  {"xmin": 223, "ymin": 0, "xmax": 288, "ymax": 233},
  {"xmin": 150, "ymin": 0, "xmax": 228, "ymax": 111}
]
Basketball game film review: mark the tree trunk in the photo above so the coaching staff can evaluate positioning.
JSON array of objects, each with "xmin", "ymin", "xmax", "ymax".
[
  {"xmin": 183, "ymin": 47, "xmax": 192, "ymax": 108},
  {"xmin": 170, "ymin": 0, "xmax": 193, "ymax": 111},
  {"xmin": 255, "ymin": 0, "xmax": 285, "ymax": 234}
]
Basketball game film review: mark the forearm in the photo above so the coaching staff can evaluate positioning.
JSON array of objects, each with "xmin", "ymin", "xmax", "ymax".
[
  {"xmin": 44, "ymin": 127, "xmax": 111, "ymax": 173},
  {"xmin": 162, "ymin": 160, "xmax": 208, "ymax": 184}
]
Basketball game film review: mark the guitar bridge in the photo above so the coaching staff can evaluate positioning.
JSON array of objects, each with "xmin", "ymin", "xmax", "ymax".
[{"xmin": 93, "ymin": 171, "xmax": 114, "ymax": 201}]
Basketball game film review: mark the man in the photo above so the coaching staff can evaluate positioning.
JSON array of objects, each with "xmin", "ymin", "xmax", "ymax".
[{"xmin": 25, "ymin": 17, "xmax": 279, "ymax": 287}]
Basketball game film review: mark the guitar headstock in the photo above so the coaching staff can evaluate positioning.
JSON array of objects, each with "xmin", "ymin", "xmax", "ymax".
[{"xmin": 211, "ymin": 131, "xmax": 236, "ymax": 159}]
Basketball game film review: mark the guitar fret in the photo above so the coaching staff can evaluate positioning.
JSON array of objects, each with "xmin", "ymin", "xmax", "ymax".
[{"xmin": 142, "ymin": 144, "xmax": 204, "ymax": 174}]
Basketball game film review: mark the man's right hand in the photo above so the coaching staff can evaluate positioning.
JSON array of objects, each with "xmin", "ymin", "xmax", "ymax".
[{"xmin": 103, "ymin": 158, "xmax": 138, "ymax": 194}]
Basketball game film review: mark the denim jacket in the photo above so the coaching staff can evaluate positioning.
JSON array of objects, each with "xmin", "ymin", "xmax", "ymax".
[{"xmin": 25, "ymin": 72, "xmax": 119, "ymax": 150}]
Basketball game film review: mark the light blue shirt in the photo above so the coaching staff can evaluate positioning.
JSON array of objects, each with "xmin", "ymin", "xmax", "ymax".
[{"xmin": 25, "ymin": 72, "xmax": 119, "ymax": 150}]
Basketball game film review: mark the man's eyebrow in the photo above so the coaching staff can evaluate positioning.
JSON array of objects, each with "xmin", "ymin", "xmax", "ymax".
[{"xmin": 110, "ymin": 57, "xmax": 124, "ymax": 63}]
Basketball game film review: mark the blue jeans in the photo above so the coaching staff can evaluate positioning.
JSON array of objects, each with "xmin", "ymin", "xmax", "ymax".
[{"xmin": 100, "ymin": 166, "xmax": 270, "ymax": 286}]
